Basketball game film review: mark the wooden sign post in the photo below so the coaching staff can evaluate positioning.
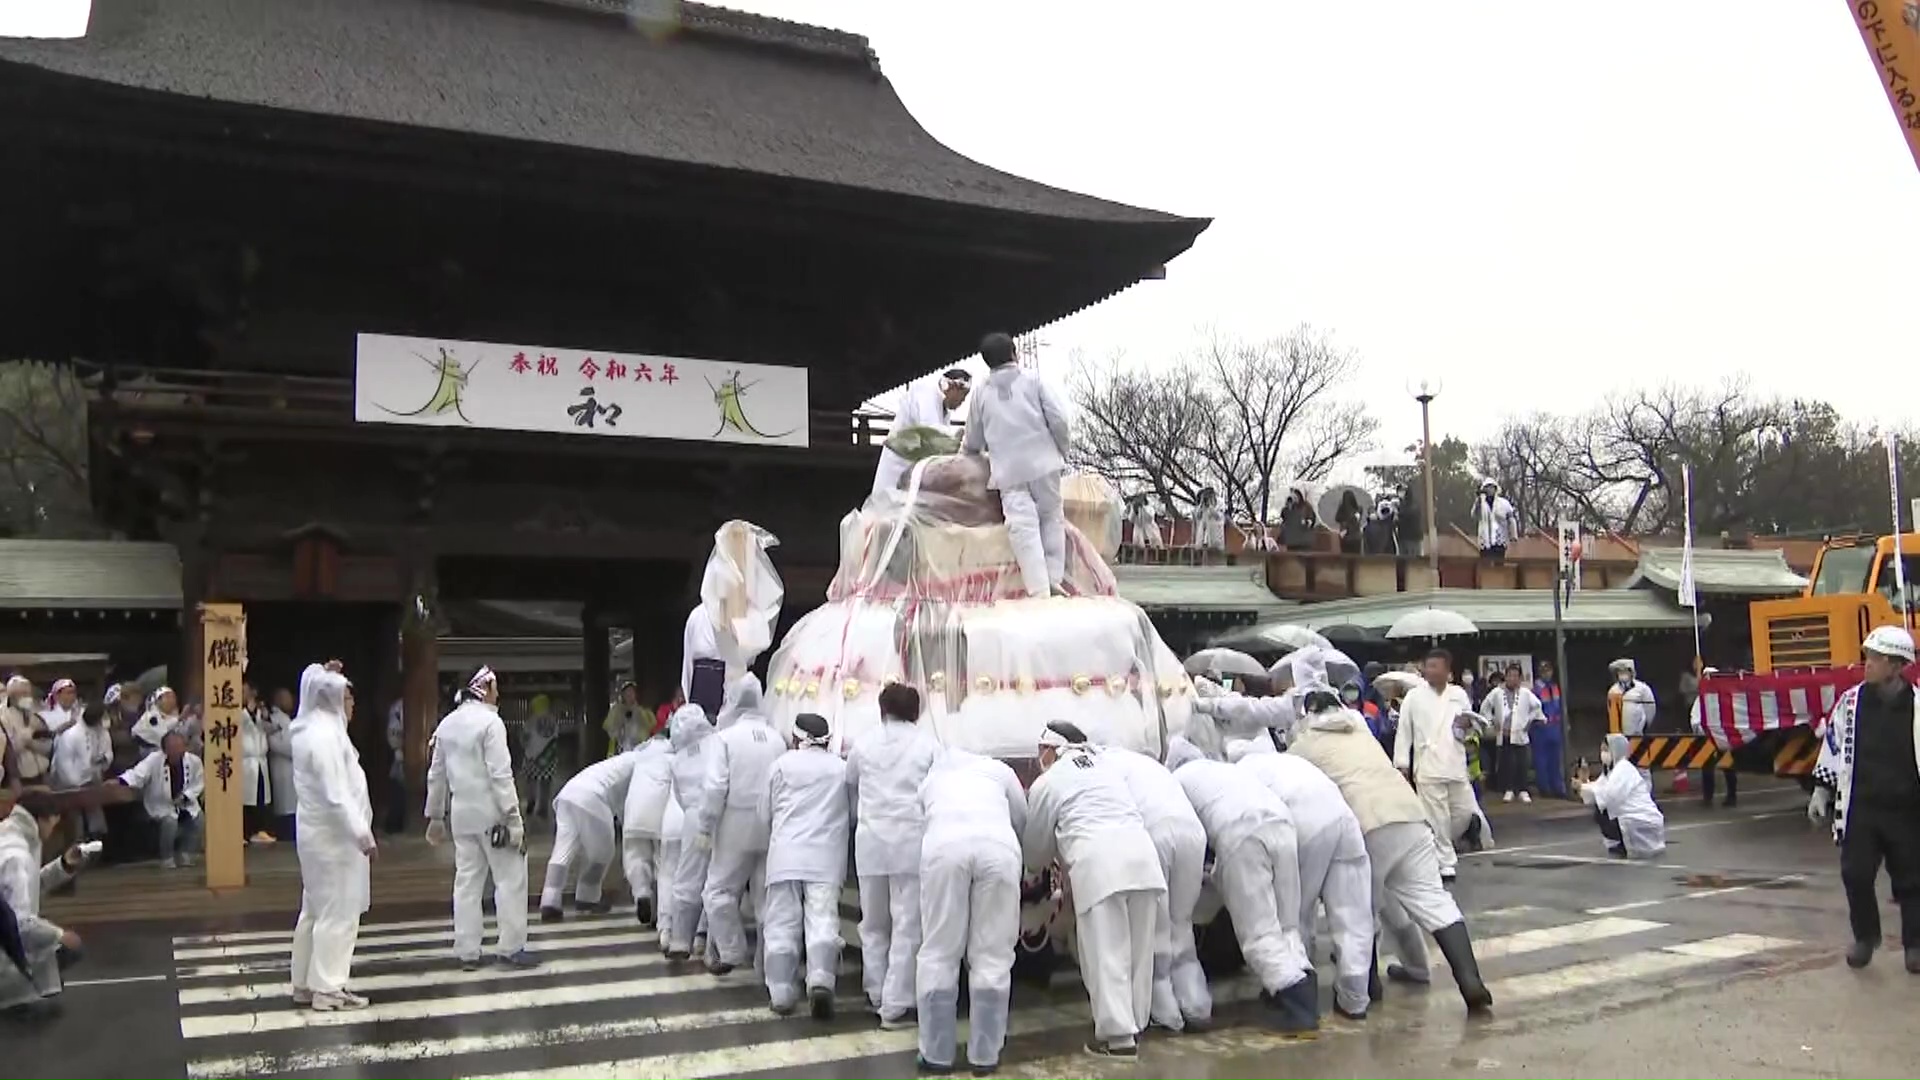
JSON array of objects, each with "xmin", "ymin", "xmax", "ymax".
[{"xmin": 199, "ymin": 603, "xmax": 248, "ymax": 891}]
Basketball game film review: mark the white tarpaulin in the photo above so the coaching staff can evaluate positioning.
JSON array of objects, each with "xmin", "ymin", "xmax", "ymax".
[{"xmin": 353, "ymin": 333, "xmax": 810, "ymax": 448}]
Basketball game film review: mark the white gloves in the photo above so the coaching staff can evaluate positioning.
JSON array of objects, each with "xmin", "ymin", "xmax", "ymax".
[
  {"xmin": 425, "ymin": 818, "xmax": 448, "ymax": 846},
  {"xmin": 508, "ymin": 822, "xmax": 526, "ymax": 853},
  {"xmin": 1808, "ymin": 787, "xmax": 1833, "ymax": 822},
  {"xmin": 1191, "ymin": 697, "xmax": 1217, "ymax": 716},
  {"xmin": 1192, "ymin": 677, "xmax": 1224, "ymax": 700},
  {"xmin": 692, "ymin": 832, "xmax": 713, "ymax": 852}
]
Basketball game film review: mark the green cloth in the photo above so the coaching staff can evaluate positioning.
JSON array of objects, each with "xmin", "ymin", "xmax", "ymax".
[{"xmin": 882, "ymin": 424, "xmax": 960, "ymax": 461}]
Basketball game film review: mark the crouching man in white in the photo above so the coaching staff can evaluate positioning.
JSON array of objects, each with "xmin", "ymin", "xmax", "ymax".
[
  {"xmin": 114, "ymin": 729, "xmax": 203, "ymax": 868},
  {"xmin": 1089, "ymin": 735, "xmax": 1212, "ymax": 1033},
  {"xmin": 916, "ymin": 749, "xmax": 1028, "ymax": 1076},
  {"xmin": 761, "ymin": 713, "xmax": 851, "ymax": 1018},
  {"xmin": 0, "ymin": 790, "xmax": 91, "ymax": 1014},
  {"xmin": 620, "ymin": 723, "xmax": 676, "ymax": 928},
  {"xmin": 425, "ymin": 666, "xmax": 538, "ymax": 970},
  {"xmin": 1285, "ymin": 689, "xmax": 1493, "ymax": 1013},
  {"xmin": 1228, "ymin": 736, "xmax": 1375, "ymax": 1020},
  {"xmin": 539, "ymin": 739, "xmax": 639, "ymax": 921},
  {"xmin": 1025, "ymin": 722, "xmax": 1165, "ymax": 1059},
  {"xmin": 1164, "ymin": 736, "xmax": 1317, "ymax": 1034},
  {"xmin": 663, "ymin": 704, "xmax": 716, "ymax": 962}
]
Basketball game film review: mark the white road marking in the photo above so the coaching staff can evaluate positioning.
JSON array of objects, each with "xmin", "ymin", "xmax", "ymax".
[
  {"xmin": 1488, "ymin": 933, "xmax": 1792, "ymax": 999},
  {"xmin": 63, "ymin": 973, "xmax": 171, "ymax": 987},
  {"xmin": 176, "ymin": 930, "xmax": 652, "ymax": 978},
  {"xmin": 1583, "ymin": 874, "xmax": 1807, "ymax": 915},
  {"xmin": 173, "ymin": 921, "xmax": 654, "ymax": 961},
  {"xmin": 174, "ymin": 911, "xmax": 633, "ymax": 946},
  {"xmin": 178, "ymin": 951, "xmax": 677, "ymax": 1005},
  {"xmin": 1469, "ymin": 916, "xmax": 1665, "ymax": 959},
  {"xmin": 1460, "ymin": 807, "xmax": 1802, "ymax": 859},
  {"xmin": 179, "ymin": 964, "xmax": 855, "ymax": 1039}
]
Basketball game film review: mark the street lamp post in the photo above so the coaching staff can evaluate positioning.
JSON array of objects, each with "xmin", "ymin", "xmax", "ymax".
[{"xmin": 1413, "ymin": 380, "xmax": 1441, "ymax": 570}]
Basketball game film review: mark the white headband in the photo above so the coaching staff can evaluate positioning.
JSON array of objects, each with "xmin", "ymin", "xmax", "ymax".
[{"xmin": 468, "ymin": 666, "xmax": 497, "ymax": 694}]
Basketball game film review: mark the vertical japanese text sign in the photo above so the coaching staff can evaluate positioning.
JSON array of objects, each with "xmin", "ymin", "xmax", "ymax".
[
  {"xmin": 1843, "ymin": 0, "xmax": 1920, "ymax": 173},
  {"xmin": 200, "ymin": 604, "xmax": 248, "ymax": 890}
]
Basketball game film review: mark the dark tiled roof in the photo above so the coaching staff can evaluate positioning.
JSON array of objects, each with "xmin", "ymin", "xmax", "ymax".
[
  {"xmin": 0, "ymin": 0, "xmax": 1199, "ymax": 226},
  {"xmin": 0, "ymin": 540, "xmax": 182, "ymax": 610}
]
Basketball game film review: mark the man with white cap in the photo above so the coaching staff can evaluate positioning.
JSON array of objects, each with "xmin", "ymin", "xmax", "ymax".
[
  {"xmin": 1609, "ymin": 659, "xmax": 1657, "ymax": 737},
  {"xmin": 425, "ymin": 666, "xmax": 539, "ymax": 970},
  {"xmin": 697, "ymin": 674, "xmax": 784, "ymax": 976},
  {"xmin": 539, "ymin": 734, "xmax": 640, "ymax": 922},
  {"xmin": 1025, "ymin": 721, "xmax": 1165, "ymax": 1058},
  {"xmin": 1227, "ymin": 737, "xmax": 1374, "ymax": 1020},
  {"xmin": 1394, "ymin": 648, "xmax": 1481, "ymax": 882},
  {"xmin": 872, "ymin": 369, "xmax": 972, "ymax": 499},
  {"xmin": 1285, "ymin": 685, "xmax": 1493, "ymax": 1014},
  {"xmin": 761, "ymin": 712, "xmax": 851, "ymax": 1018},
  {"xmin": 1811, "ymin": 624, "xmax": 1920, "ymax": 973},
  {"xmin": 916, "ymin": 748, "xmax": 1028, "ymax": 1075},
  {"xmin": 1088, "ymin": 736, "xmax": 1212, "ymax": 1033},
  {"xmin": 847, "ymin": 683, "xmax": 944, "ymax": 1027},
  {"xmin": 961, "ymin": 332, "xmax": 1072, "ymax": 599},
  {"xmin": 1162, "ymin": 735, "xmax": 1317, "ymax": 1034}
]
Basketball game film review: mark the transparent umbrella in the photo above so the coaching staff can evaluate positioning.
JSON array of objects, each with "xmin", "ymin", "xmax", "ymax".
[
  {"xmin": 1253, "ymin": 624, "xmax": 1333, "ymax": 653},
  {"xmin": 1183, "ymin": 647, "xmax": 1269, "ymax": 680},
  {"xmin": 1386, "ymin": 608, "xmax": 1479, "ymax": 640}
]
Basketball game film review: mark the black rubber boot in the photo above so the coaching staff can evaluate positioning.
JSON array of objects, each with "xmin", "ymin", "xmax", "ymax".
[
  {"xmin": 1264, "ymin": 972, "xmax": 1319, "ymax": 1035},
  {"xmin": 1847, "ymin": 940, "xmax": 1875, "ymax": 969},
  {"xmin": 1367, "ymin": 937, "xmax": 1384, "ymax": 1002},
  {"xmin": 1434, "ymin": 921, "xmax": 1493, "ymax": 1014}
]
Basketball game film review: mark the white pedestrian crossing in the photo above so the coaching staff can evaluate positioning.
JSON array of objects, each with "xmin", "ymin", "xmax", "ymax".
[{"xmin": 167, "ymin": 904, "xmax": 1813, "ymax": 1079}]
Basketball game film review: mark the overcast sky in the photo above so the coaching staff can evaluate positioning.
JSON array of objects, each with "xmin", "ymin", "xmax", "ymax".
[
  {"xmin": 736, "ymin": 0, "xmax": 1920, "ymax": 463},
  {"xmin": 7, "ymin": 1, "xmax": 1915, "ymax": 469}
]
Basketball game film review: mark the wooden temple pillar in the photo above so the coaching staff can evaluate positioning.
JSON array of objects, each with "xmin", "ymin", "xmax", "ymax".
[
  {"xmin": 399, "ymin": 559, "xmax": 439, "ymax": 807},
  {"xmin": 177, "ymin": 543, "xmax": 211, "ymax": 709},
  {"xmin": 581, "ymin": 602, "xmax": 611, "ymax": 761}
]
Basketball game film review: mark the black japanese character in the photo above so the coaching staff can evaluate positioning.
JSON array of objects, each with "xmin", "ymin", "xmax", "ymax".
[
  {"xmin": 207, "ymin": 637, "xmax": 242, "ymax": 669},
  {"xmin": 210, "ymin": 680, "xmax": 239, "ymax": 710},
  {"xmin": 208, "ymin": 719, "xmax": 239, "ymax": 748},
  {"xmin": 215, "ymin": 753, "xmax": 235, "ymax": 792},
  {"xmin": 567, "ymin": 387, "xmax": 619, "ymax": 429}
]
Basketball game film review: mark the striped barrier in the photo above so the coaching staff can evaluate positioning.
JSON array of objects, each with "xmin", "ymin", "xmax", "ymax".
[{"xmin": 1625, "ymin": 735, "xmax": 1731, "ymax": 772}]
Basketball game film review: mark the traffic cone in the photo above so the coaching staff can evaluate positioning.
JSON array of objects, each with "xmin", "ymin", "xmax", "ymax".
[{"xmin": 1670, "ymin": 769, "xmax": 1691, "ymax": 797}]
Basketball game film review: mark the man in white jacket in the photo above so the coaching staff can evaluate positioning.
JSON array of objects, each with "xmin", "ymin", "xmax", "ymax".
[
  {"xmin": 620, "ymin": 726, "xmax": 676, "ymax": 928},
  {"xmin": 288, "ymin": 663, "xmax": 375, "ymax": 1011},
  {"xmin": 50, "ymin": 704, "xmax": 112, "ymax": 843},
  {"xmin": 872, "ymin": 369, "xmax": 971, "ymax": 499},
  {"xmin": 1228, "ymin": 737, "xmax": 1375, "ymax": 1020},
  {"xmin": 115, "ymin": 730, "xmax": 203, "ymax": 868},
  {"xmin": 540, "ymin": 741, "xmax": 639, "ymax": 922},
  {"xmin": 760, "ymin": 712, "xmax": 850, "ymax": 1018},
  {"xmin": 425, "ymin": 667, "xmax": 538, "ymax": 970},
  {"xmin": 1026, "ymin": 723, "xmax": 1166, "ymax": 1058},
  {"xmin": 916, "ymin": 748, "xmax": 1027, "ymax": 1075},
  {"xmin": 1480, "ymin": 663, "xmax": 1545, "ymax": 804},
  {"xmin": 663, "ymin": 704, "xmax": 717, "ymax": 962},
  {"xmin": 961, "ymin": 332, "xmax": 1072, "ymax": 599},
  {"xmin": 697, "ymin": 675, "xmax": 784, "ymax": 976},
  {"xmin": 1163, "ymin": 736, "xmax": 1316, "ymax": 1034},
  {"xmin": 1394, "ymin": 649, "xmax": 1481, "ymax": 880},
  {"xmin": 847, "ymin": 683, "xmax": 944, "ymax": 1026},
  {"xmin": 1094, "ymin": 740, "xmax": 1212, "ymax": 1033}
]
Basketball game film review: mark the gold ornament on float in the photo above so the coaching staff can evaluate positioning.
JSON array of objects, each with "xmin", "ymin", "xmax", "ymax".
[
  {"xmin": 1107, "ymin": 675, "xmax": 1128, "ymax": 695},
  {"xmin": 843, "ymin": 679, "xmax": 862, "ymax": 700},
  {"xmin": 1016, "ymin": 677, "xmax": 1035, "ymax": 695},
  {"xmin": 929, "ymin": 672, "xmax": 947, "ymax": 693},
  {"xmin": 975, "ymin": 675, "xmax": 996, "ymax": 694},
  {"xmin": 804, "ymin": 681, "xmax": 820, "ymax": 698},
  {"xmin": 1071, "ymin": 675, "xmax": 1091, "ymax": 694}
]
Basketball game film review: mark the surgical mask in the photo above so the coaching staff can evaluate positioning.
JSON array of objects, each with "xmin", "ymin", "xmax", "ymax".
[
  {"xmin": 1616, "ymin": 676, "xmax": 1632, "ymax": 689},
  {"xmin": 10, "ymin": 696, "xmax": 29, "ymax": 709},
  {"xmin": 1600, "ymin": 751, "xmax": 1614, "ymax": 767},
  {"xmin": 1341, "ymin": 687, "xmax": 1360, "ymax": 703}
]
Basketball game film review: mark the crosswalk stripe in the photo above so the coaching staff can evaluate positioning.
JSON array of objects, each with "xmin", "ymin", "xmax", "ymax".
[
  {"xmin": 177, "ymin": 930, "xmax": 652, "ymax": 978},
  {"xmin": 174, "ymin": 910, "xmax": 635, "ymax": 947},
  {"xmin": 1452, "ymin": 932, "xmax": 1791, "ymax": 1002},
  {"xmin": 1467, "ymin": 916, "xmax": 1665, "ymax": 959},
  {"xmin": 179, "ymin": 951, "xmax": 679, "ymax": 1005},
  {"xmin": 172, "ymin": 918, "xmax": 646, "ymax": 960}
]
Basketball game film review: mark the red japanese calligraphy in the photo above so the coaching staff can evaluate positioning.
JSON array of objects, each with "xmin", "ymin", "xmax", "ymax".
[
  {"xmin": 536, "ymin": 354, "xmax": 559, "ymax": 376},
  {"xmin": 661, "ymin": 363, "xmax": 679, "ymax": 385},
  {"xmin": 579, "ymin": 357, "xmax": 601, "ymax": 381},
  {"xmin": 606, "ymin": 359, "xmax": 628, "ymax": 381},
  {"xmin": 510, "ymin": 351, "xmax": 532, "ymax": 374},
  {"xmin": 633, "ymin": 362, "xmax": 653, "ymax": 383}
]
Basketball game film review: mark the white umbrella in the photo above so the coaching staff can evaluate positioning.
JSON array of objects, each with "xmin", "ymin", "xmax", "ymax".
[
  {"xmin": 1255, "ymin": 624, "xmax": 1333, "ymax": 653},
  {"xmin": 1386, "ymin": 608, "xmax": 1479, "ymax": 640},
  {"xmin": 1316, "ymin": 484, "xmax": 1374, "ymax": 530},
  {"xmin": 1370, "ymin": 670, "xmax": 1422, "ymax": 696},
  {"xmin": 1184, "ymin": 648, "xmax": 1268, "ymax": 679},
  {"xmin": 1270, "ymin": 645, "xmax": 1362, "ymax": 691}
]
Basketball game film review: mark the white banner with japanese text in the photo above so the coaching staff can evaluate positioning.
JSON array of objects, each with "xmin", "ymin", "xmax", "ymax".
[{"xmin": 353, "ymin": 333, "xmax": 811, "ymax": 448}]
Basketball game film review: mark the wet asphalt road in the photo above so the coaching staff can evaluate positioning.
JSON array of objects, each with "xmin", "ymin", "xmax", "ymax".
[{"xmin": 11, "ymin": 782, "xmax": 1910, "ymax": 1079}]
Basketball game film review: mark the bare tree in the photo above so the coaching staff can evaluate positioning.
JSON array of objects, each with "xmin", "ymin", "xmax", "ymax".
[
  {"xmin": 1069, "ymin": 327, "xmax": 1377, "ymax": 523},
  {"xmin": 0, "ymin": 361, "xmax": 96, "ymax": 537}
]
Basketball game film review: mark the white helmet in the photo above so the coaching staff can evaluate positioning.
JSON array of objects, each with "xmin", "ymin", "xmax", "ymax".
[{"xmin": 1863, "ymin": 625, "xmax": 1916, "ymax": 663}]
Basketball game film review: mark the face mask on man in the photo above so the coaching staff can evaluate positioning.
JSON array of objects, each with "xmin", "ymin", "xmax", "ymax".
[
  {"xmin": 1341, "ymin": 686, "xmax": 1361, "ymax": 704},
  {"xmin": 1600, "ymin": 749, "xmax": 1614, "ymax": 767},
  {"xmin": 1616, "ymin": 675, "xmax": 1632, "ymax": 689}
]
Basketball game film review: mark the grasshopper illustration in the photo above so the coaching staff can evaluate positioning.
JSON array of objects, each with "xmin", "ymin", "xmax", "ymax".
[
  {"xmin": 377, "ymin": 348, "xmax": 478, "ymax": 423},
  {"xmin": 708, "ymin": 370, "xmax": 796, "ymax": 439}
]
